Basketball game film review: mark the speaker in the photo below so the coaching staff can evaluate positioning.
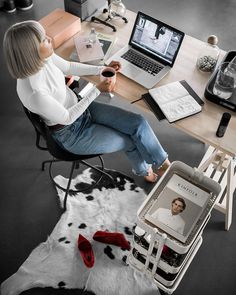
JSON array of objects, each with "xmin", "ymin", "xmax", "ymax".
[{"xmin": 64, "ymin": 0, "xmax": 106, "ymax": 21}]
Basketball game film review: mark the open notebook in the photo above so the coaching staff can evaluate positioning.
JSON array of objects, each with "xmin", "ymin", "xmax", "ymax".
[{"xmin": 148, "ymin": 81, "xmax": 202, "ymax": 122}]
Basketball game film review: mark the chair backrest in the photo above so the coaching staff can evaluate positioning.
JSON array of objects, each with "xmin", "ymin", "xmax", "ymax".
[
  {"xmin": 23, "ymin": 106, "xmax": 48, "ymax": 151},
  {"xmin": 23, "ymin": 106, "xmax": 100, "ymax": 162},
  {"xmin": 23, "ymin": 106, "xmax": 80, "ymax": 161}
]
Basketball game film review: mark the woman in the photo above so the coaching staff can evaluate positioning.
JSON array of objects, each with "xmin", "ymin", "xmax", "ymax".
[{"xmin": 3, "ymin": 20, "xmax": 170, "ymax": 182}]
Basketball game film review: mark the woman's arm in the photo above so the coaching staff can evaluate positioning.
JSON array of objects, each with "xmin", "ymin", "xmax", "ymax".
[
  {"xmin": 52, "ymin": 53, "xmax": 103, "ymax": 77},
  {"xmin": 29, "ymin": 88, "xmax": 100, "ymax": 125}
]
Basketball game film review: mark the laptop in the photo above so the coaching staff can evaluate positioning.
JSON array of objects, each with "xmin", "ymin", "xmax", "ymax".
[{"xmin": 106, "ymin": 11, "xmax": 185, "ymax": 89}]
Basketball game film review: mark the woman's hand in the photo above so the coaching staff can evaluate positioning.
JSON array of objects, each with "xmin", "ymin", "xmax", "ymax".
[
  {"xmin": 107, "ymin": 60, "xmax": 121, "ymax": 72},
  {"xmin": 97, "ymin": 79, "xmax": 114, "ymax": 93}
]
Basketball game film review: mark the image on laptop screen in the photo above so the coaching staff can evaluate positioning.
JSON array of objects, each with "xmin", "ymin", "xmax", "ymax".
[{"xmin": 129, "ymin": 12, "xmax": 184, "ymax": 66}]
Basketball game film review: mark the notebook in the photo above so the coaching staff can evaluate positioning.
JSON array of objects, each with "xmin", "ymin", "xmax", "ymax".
[
  {"xmin": 105, "ymin": 11, "xmax": 185, "ymax": 89},
  {"xmin": 148, "ymin": 81, "xmax": 203, "ymax": 123}
]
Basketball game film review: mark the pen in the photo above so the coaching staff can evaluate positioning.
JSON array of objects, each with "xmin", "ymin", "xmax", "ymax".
[{"xmin": 130, "ymin": 97, "xmax": 144, "ymax": 104}]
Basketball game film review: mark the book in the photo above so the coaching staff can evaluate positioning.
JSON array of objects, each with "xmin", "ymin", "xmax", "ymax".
[
  {"xmin": 71, "ymin": 33, "xmax": 116, "ymax": 65},
  {"xmin": 73, "ymin": 35, "xmax": 104, "ymax": 63},
  {"xmin": 148, "ymin": 81, "xmax": 202, "ymax": 123},
  {"xmin": 145, "ymin": 174, "xmax": 211, "ymax": 243}
]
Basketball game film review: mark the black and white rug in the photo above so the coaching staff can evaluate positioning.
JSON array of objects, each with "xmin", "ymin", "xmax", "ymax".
[{"xmin": 1, "ymin": 168, "xmax": 160, "ymax": 295}]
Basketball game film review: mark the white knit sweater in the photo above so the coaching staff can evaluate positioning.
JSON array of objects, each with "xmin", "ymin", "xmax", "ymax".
[{"xmin": 17, "ymin": 53, "xmax": 103, "ymax": 126}]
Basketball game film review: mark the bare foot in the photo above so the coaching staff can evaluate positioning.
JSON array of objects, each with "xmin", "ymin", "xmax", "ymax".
[
  {"xmin": 156, "ymin": 159, "xmax": 171, "ymax": 176},
  {"xmin": 144, "ymin": 167, "xmax": 158, "ymax": 183}
]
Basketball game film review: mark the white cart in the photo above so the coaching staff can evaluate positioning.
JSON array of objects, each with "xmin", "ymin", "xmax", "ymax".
[{"xmin": 128, "ymin": 161, "xmax": 221, "ymax": 294}]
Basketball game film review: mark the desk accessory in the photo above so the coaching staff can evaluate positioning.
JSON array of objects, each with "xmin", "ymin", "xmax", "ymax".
[
  {"xmin": 196, "ymin": 35, "xmax": 220, "ymax": 72},
  {"xmin": 91, "ymin": 0, "xmax": 128, "ymax": 32},
  {"xmin": 216, "ymin": 112, "xmax": 231, "ymax": 137},
  {"xmin": 205, "ymin": 50, "xmax": 236, "ymax": 112}
]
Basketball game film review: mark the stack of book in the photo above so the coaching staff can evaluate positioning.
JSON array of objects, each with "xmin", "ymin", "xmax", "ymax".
[{"xmin": 70, "ymin": 33, "xmax": 116, "ymax": 65}]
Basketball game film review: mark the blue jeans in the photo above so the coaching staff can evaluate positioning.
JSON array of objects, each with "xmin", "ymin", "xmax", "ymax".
[{"xmin": 52, "ymin": 101, "xmax": 168, "ymax": 176}]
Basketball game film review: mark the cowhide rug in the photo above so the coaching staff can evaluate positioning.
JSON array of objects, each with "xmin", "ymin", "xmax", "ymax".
[{"xmin": 1, "ymin": 168, "xmax": 160, "ymax": 295}]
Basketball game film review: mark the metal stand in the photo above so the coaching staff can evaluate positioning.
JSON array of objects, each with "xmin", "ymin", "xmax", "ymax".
[
  {"xmin": 91, "ymin": 16, "xmax": 117, "ymax": 32},
  {"xmin": 91, "ymin": 7, "xmax": 128, "ymax": 32}
]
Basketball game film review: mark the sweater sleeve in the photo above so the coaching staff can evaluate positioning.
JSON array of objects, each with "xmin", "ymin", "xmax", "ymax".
[
  {"xmin": 51, "ymin": 53, "xmax": 103, "ymax": 76},
  {"xmin": 29, "ymin": 86, "xmax": 100, "ymax": 126}
]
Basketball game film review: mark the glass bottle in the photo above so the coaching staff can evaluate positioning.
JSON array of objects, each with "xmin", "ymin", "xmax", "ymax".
[
  {"xmin": 88, "ymin": 27, "xmax": 97, "ymax": 44},
  {"xmin": 224, "ymin": 56, "xmax": 236, "ymax": 87},
  {"xmin": 196, "ymin": 35, "xmax": 220, "ymax": 72}
]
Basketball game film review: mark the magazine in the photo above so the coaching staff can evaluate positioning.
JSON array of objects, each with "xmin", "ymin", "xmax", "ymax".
[
  {"xmin": 70, "ymin": 33, "xmax": 116, "ymax": 65},
  {"xmin": 73, "ymin": 35, "xmax": 104, "ymax": 63},
  {"xmin": 96, "ymin": 32, "xmax": 116, "ymax": 62},
  {"xmin": 148, "ymin": 81, "xmax": 202, "ymax": 123},
  {"xmin": 145, "ymin": 174, "xmax": 211, "ymax": 243}
]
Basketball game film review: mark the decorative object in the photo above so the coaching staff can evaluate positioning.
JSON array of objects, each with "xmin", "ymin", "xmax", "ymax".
[
  {"xmin": 196, "ymin": 35, "xmax": 220, "ymax": 72},
  {"xmin": 91, "ymin": 0, "xmax": 128, "ymax": 32},
  {"xmin": 107, "ymin": 0, "xmax": 126, "ymax": 20},
  {"xmin": 1, "ymin": 168, "xmax": 160, "ymax": 295}
]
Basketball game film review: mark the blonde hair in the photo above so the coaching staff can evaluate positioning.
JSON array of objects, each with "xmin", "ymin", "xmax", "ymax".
[{"xmin": 3, "ymin": 20, "xmax": 46, "ymax": 79}]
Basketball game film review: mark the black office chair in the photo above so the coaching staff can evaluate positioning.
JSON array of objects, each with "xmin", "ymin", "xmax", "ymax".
[{"xmin": 23, "ymin": 106, "xmax": 115, "ymax": 211}]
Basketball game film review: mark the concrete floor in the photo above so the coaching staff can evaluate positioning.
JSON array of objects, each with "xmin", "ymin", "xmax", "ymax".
[{"xmin": 0, "ymin": 0, "xmax": 236, "ymax": 294}]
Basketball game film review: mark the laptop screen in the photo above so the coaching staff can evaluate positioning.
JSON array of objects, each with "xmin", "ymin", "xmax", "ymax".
[{"xmin": 129, "ymin": 11, "xmax": 185, "ymax": 67}]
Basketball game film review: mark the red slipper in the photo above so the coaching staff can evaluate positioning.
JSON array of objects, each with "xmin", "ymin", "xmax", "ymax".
[
  {"xmin": 93, "ymin": 231, "xmax": 131, "ymax": 250},
  {"xmin": 162, "ymin": 245, "xmax": 169, "ymax": 255},
  {"xmin": 77, "ymin": 234, "xmax": 95, "ymax": 268}
]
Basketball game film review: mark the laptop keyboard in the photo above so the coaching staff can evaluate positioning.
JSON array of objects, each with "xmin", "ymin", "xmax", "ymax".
[{"xmin": 121, "ymin": 49, "xmax": 163, "ymax": 76}]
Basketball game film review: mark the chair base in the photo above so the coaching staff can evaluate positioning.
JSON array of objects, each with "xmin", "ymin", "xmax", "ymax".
[{"xmin": 42, "ymin": 156, "xmax": 116, "ymax": 211}]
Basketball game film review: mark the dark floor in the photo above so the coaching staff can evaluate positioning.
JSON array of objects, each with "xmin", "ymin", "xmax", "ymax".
[{"xmin": 0, "ymin": 0, "xmax": 236, "ymax": 294}]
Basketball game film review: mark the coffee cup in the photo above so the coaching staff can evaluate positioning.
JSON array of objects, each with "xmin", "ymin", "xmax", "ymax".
[{"xmin": 100, "ymin": 67, "xmax": 116, "ymax": 85}]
